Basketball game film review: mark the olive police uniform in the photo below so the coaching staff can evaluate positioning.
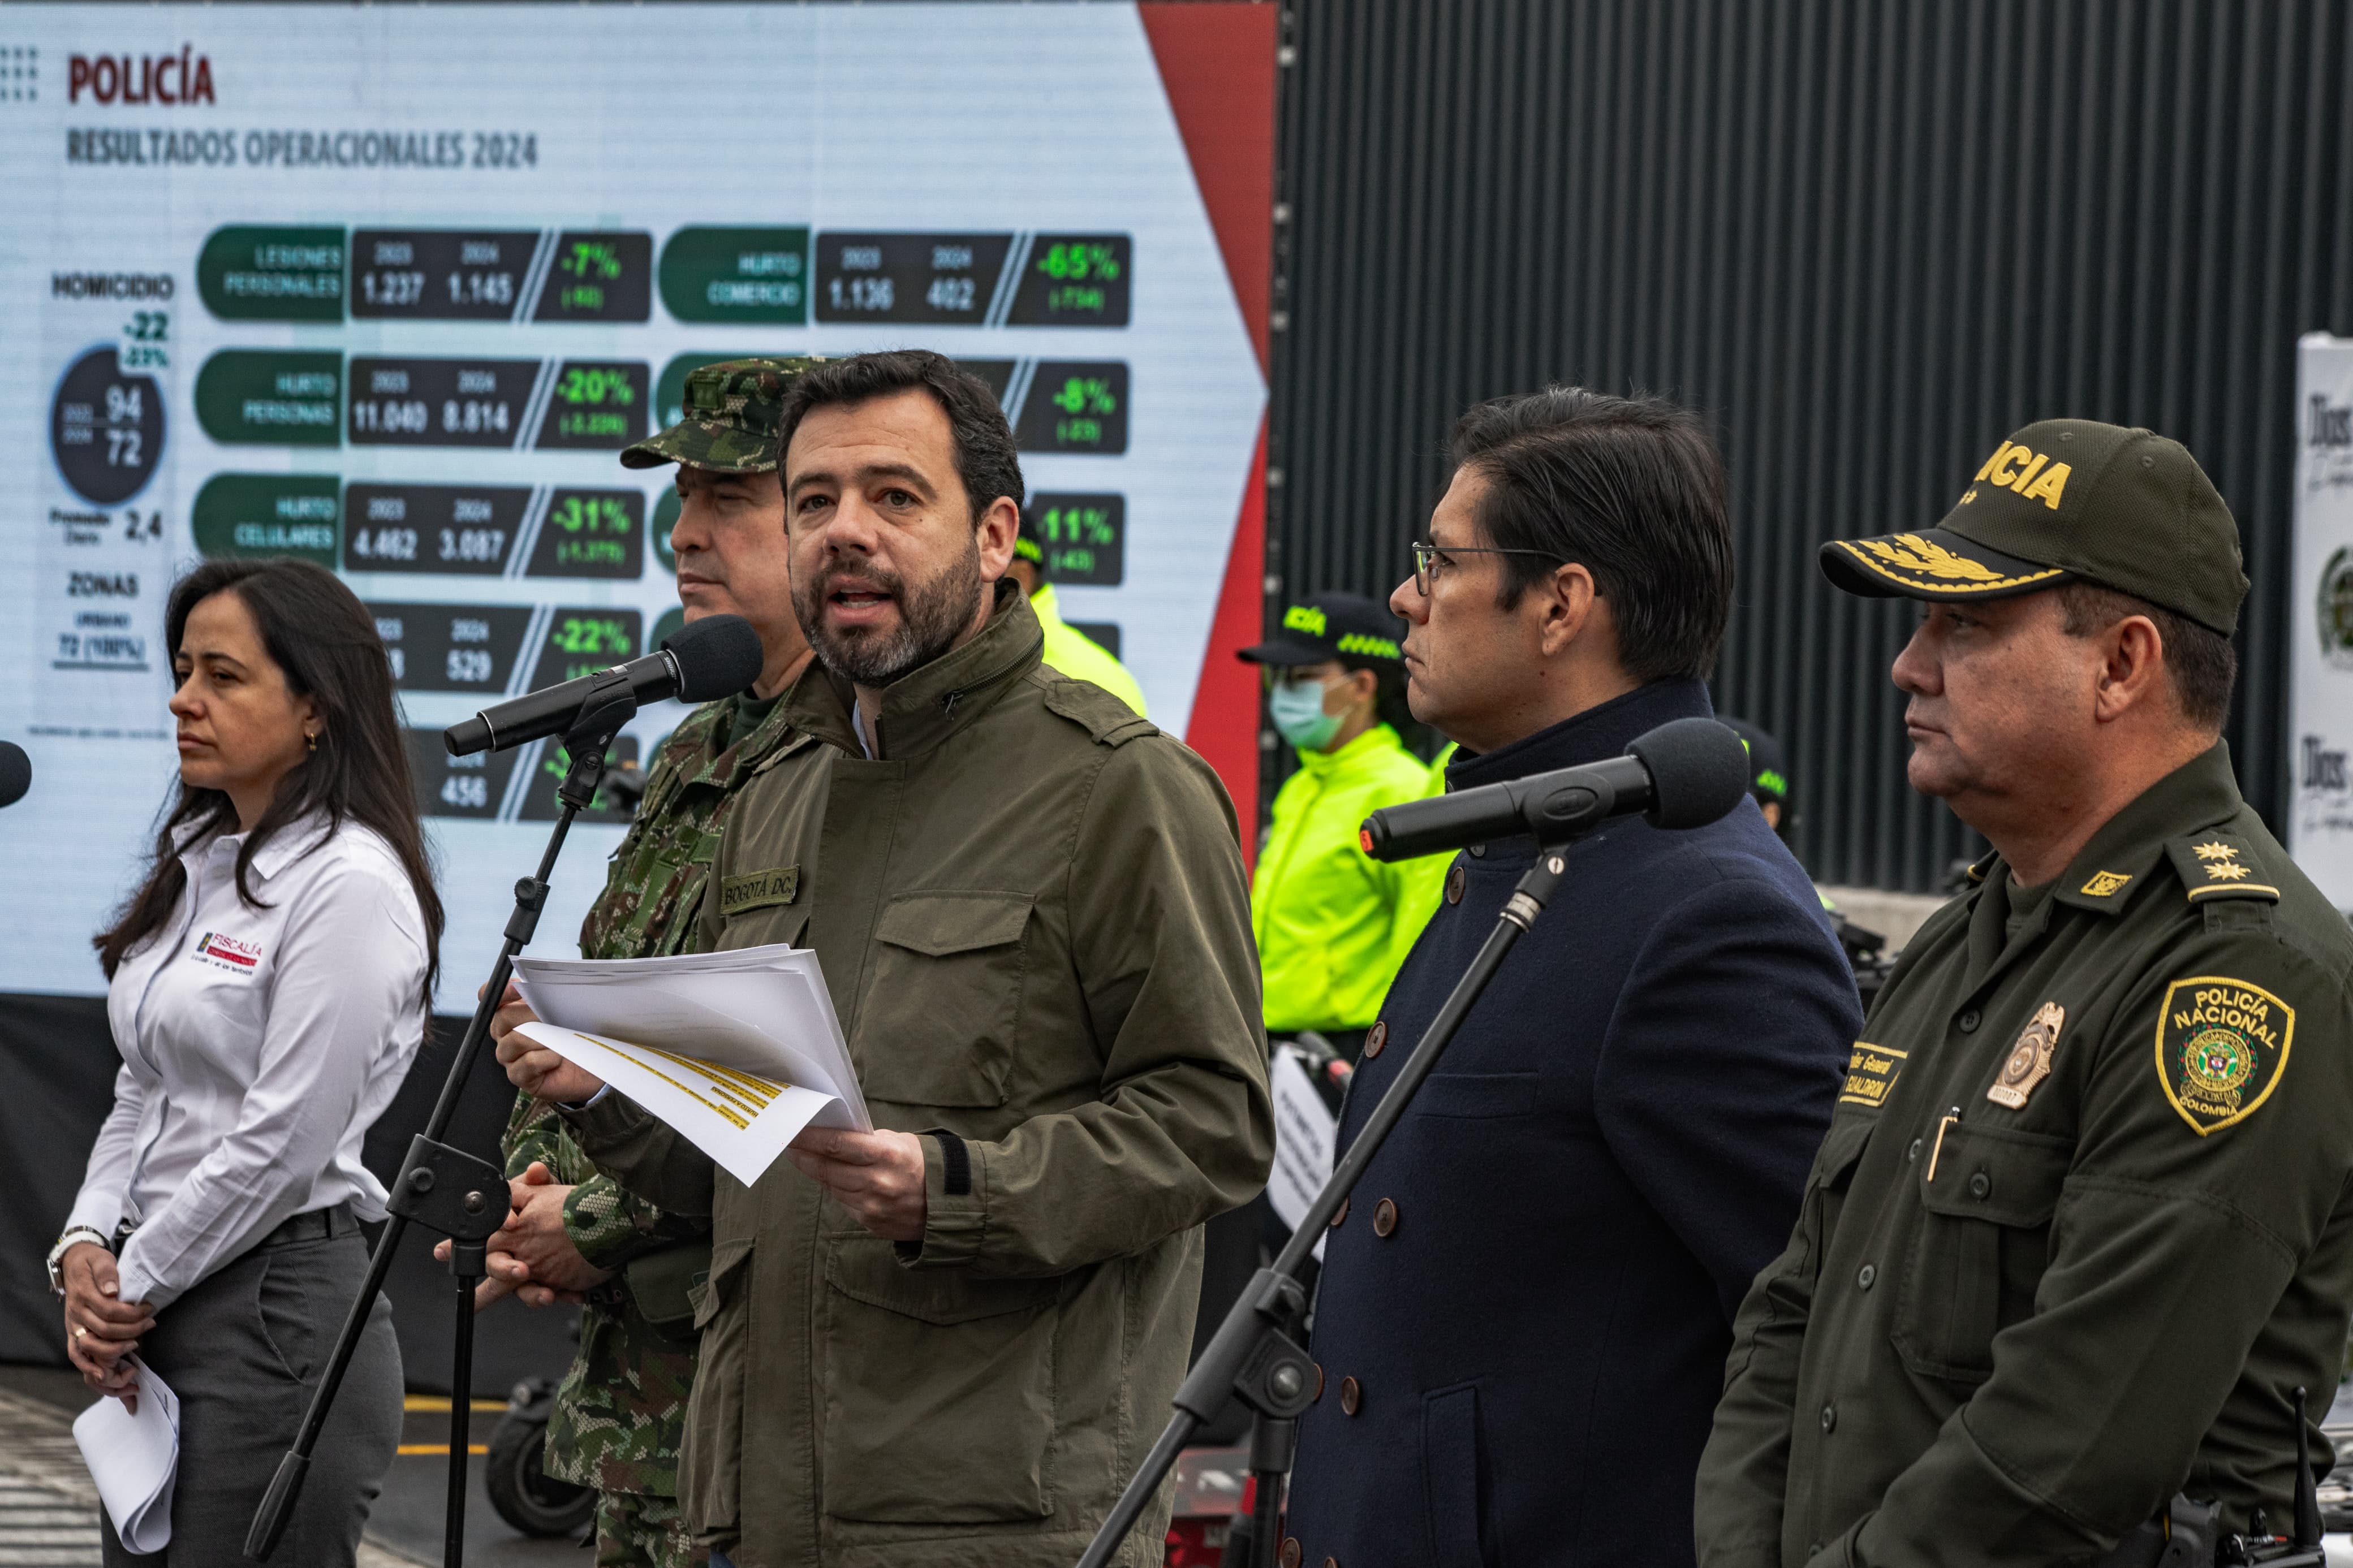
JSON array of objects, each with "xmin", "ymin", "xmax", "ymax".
[{"xmin": 1697, "ymin": 421, "xmax": 2353, "ymax": 1565}]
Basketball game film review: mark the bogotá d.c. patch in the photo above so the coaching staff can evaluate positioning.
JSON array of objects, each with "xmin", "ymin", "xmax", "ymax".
[{"xmin": 2155, "ymin": 975, "xmax": 2295, "ymax": 1135}]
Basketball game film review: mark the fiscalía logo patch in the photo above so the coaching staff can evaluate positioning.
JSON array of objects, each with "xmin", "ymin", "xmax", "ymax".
[
  {"xmin": 2156, "ymin": 976, "xmax": 2295, "ymax": 1135},
  {"xmin": 194, "ymin": 930, "xmax": 262, "ymax": 973}
]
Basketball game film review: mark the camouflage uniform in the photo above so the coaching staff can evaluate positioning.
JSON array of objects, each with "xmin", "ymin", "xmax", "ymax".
[{"xmin": 503, "ymin": 357, "xmax": 817, "ymax": 1568}]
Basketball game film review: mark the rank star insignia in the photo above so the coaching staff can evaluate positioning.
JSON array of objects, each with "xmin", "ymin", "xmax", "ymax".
[
  {"xmin": 2156, "ymin": 976, "xmax": 2295, "ymax": 1135},
  {"xmin": 2205, "ymin": 860, "xmax": 2252, "ymax": 881},
  {"xmin": 2193, "ymin": 841, "xmax": 2237, "ymax": 861},
  {"xmin": 1987, "ymin": 1001, "xmax": 2065, "ymax": 1109}
]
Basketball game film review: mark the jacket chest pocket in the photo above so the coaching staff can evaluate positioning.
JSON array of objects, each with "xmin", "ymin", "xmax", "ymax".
[
  {"xmin": 1813, "ymin": 1110, "xmax": 1877, "ymax": 1246},
  {"xmin": 857, "ymin": 891, "xmax": 1033, "ymax": 1109},
  {"xmin": 1892, "ymin": 1124, "xmax": 2071, "ymax": 1385},
  {"xmin": 817, "ymin": 1236, "xmax": 1065, "ymax": 1523}
]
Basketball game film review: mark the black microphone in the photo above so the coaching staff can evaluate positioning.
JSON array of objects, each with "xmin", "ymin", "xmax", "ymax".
[
  {"xmin": 0, "ymin": 741, "xmax": 27, "ymax": 809},
  {"xmin": 1360, "ymin": 716, "xmax": 1752, "ymax": 861},
  {"xmin": 443, "ymin": 614, "xmax": 763, "ymax": 756}
]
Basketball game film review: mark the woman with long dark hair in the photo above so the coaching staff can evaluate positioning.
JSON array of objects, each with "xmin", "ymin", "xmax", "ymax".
[{"xmin": 48, "ymin": 558, "xmax": 442, "ymax": 1565}]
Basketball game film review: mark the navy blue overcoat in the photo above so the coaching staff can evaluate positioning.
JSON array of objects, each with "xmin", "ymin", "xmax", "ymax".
[{"xmin": 1284, "ymin": 679, "xmax": 1862, "ymax": 1567}]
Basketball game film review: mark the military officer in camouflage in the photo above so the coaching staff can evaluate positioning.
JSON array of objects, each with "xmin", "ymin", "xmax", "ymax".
[
  {"xmin": 1696, "ymin": 420, "xmax": 2353, "ymax": 1566},
  {"xmin": 481, "ymin": 358, "xmax": 822, "ymax": 1568}
]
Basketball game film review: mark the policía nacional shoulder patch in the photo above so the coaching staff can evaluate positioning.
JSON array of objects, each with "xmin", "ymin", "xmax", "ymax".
[{"xmin": 2156, "ymin": 976, "xmax": 2295, "ymax": 1135}]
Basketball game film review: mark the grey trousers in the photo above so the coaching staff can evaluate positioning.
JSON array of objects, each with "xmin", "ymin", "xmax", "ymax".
[{"xmin": 100, "ymin": 1216, "xmax": 403, "ymax": 1566}]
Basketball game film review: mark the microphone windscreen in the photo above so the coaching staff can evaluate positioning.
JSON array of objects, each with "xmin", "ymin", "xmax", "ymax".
[
  {"xmin": 0, "ymin": 741, "xmax": 25, "ymax": 809},
  {"xmin": 663, "ymin": 614, "xmax": 764, "ymax": 702},
  {"xmin": 1626, "ymin": 717, "xmax": 1750, "ymax": 831}
]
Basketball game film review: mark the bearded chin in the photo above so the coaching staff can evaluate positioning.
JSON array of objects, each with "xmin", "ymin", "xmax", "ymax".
[{"xmin": 800, "ymin": 539, "xmax": 985, "ymax": 686}]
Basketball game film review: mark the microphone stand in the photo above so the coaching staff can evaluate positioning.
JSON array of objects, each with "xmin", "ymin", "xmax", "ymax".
[
  {"xmin": 247, "ymin": 671, "xmax": 641, "ymax": 1566},
  {"xmin": 1076, "ymin": 839, "xmax": 1580, "ymax": 1568}
]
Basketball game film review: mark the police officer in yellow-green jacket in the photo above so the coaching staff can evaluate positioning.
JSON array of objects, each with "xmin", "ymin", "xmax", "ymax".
[
  {"xmin": 1240, "ymin": 592, "xmax": 1446, "ymax": 1057},
  {"xmin": 1006, "ymin": 533, "xmax": 1147, "ymax": 716}
]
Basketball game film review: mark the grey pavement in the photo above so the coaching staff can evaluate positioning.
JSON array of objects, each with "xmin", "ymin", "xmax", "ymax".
[{"xmin": 0, "ymin": 1366, "xmax": 576, "ymax": 1568}]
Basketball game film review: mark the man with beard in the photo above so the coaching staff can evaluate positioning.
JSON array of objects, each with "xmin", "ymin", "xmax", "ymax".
[{"xmin": 497, "ymin": 349, "xmax": 1274, "ymax": 1568}]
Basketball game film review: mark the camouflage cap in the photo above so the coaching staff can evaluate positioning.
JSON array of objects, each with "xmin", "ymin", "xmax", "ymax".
[
  {"xmin": 619, "ymin": 356, "xmax": 822, "ymax": 474},
  {"xmin": 1819, "ymin": 418, "xmax": 2248, "ymax": 635}
]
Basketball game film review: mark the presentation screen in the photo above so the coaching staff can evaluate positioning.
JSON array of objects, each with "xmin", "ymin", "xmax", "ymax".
[{"xmin": 2, "ymin": 3, "xmax": 1273, "ymax": 998}]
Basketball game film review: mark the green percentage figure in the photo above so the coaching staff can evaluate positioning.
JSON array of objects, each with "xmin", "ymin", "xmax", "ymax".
[
  {"xmin": 1049, "ymin": 378, "xmax": 1118, "ymax": 417},
  {"xmin": 560, "ymin": 241, "xmax": 624, "ymax": 281},
  {"xmin": 551, "ymin": 615, "xmax": 634, "ymax": 657},
  {"xmin": 558, "ymin": 366, "xmax": 638, "ymax": 406},
  {"xmin": 551, "ymin": 494, "xmax": 631, "ymax": 534},
  {"xmin": 1037, "ymin": 241, "xmax": 1122, "ymax": 282},
  {"xmin": 1041, "ymin": 506, "xmax": 1115, "ymax": 546}
]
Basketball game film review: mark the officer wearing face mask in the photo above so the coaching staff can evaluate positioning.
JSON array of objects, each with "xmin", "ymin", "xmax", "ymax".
[{"xmin": 1239, "ymin": 593, "xmax": 1447, "ymax": 1060}]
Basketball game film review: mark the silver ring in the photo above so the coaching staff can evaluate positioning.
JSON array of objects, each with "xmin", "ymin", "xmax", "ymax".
[{"xmin": 72, "ymin": 1325, "xmax": 85, "ymax": 1340}]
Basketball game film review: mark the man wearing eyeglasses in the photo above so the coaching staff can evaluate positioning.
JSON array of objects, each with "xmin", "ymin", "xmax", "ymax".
[{"xmin": 1280, "ymin": 388, "xmax": 1862, "ymax": 1568}]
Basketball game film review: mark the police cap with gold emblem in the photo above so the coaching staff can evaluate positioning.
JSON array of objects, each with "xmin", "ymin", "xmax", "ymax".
[
  {"xmin": 619, "ymin": 356, "xmax": 823, "ymax": 474},
  {"xmin": 1818, "ymin": 418, "xmax": 2249, "ymax": 634},
  {"xmin": 1237, "ymin": 591, "xmax": 1406, "ymax": 668}
]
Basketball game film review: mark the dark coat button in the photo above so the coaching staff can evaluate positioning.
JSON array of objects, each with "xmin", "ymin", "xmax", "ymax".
[
  {"xmin": 1857, "ymin": 1264, "xmax": 1876, "ymax": 1290},
  {"xmin": 1365, "ymin": 1021, "xmax": 1387, "ymax": 1059},
  {"xmin": 1312, "ymin": 1362, "xmax": 1324, "ymax": 1402},
  {"xmin": 1279, "ymin": 1538, "xmax": 1302, "ymax": 1568},
  {"xmin": 1329, "ymin": 1198, "xmax": 1350, "ymax": 1228},
  {"xmin": 1445, "ymin": 863, "xmax": 1467, "ymax": 905},
  {"xmin": 1958, "ymin": 1008, "xmax": 1983, "ymax": 1033},
  {"xmin": 1969, "ymin": 1170, "xmax": 1992, "ymax": 1199},
  {"xmin": 1907, "ymin": 1138, "xmax": 1923, "ymax": 1163},
  {"xmin": 1373, "ymin": 1198, "xmax": 1399, "ymax": 1236},
  {"xmin": 1325, "ymin": 1559, "xmax": 1341, "ymax": 1568},
  {"xmin": 1820, "ymin": 1402, "xmax": 1836, "ymax": 1433},
  {"xmin": 1340, "ymin": 1376, "xmax": 1362, "ymax": 1415}
]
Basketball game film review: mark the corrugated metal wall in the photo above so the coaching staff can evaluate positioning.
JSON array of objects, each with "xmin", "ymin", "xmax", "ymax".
[{"xmin": 1266, "ymin": 0, "xmax": 2353, "ymax": 892}]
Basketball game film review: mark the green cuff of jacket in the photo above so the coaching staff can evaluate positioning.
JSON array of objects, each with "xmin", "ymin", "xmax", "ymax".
[
  {"xmin": 898, "ymin": 1130, "xmax": 988, "ymax": 1268},
  {"xmin": 563, "ymin": 1173, "xmax": 654, "ymax": 1273},
  {"xmin": 561, "ymin": 1087, "xmax": 656, "ymax": 1155}
]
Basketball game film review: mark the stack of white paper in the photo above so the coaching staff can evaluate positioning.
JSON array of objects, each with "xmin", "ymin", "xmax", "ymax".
[
  {"xmin": 511, "ymin": 941, "xmax": 870, "ymax": 1186},
  {"xmin": 73, "ymin": 1359, "xmax": 179, "ymax": 1553}
]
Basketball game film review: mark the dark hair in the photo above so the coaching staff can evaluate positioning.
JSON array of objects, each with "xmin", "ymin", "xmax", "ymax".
[
  {"xmin": 1449, "ymin": 387, "xmax": 1735, "ymax": 683},
  {"xmin": 2056, "ymin": 582, "xmax": 2237, "ymax": 730},
  {"xmin": 777, "ymin": 350, "xmax": 1025, "ymax": 526},
  {"xmin": 95, "ymin": 559, "xmax": 444, "ymax": 1004}
]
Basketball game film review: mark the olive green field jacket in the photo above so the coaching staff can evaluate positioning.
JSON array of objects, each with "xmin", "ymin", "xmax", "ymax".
[{"xmin": 564, "ymin": 584, "xmax": 1274, "ymax": 1567}]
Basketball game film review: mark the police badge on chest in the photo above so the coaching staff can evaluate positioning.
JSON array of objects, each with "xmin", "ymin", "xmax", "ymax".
[{"xmin": 1986, "ymin": 1001, "xmax": 2065, "ymax": 1109}]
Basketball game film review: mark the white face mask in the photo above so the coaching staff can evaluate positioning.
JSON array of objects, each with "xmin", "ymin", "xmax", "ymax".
[{"xmin": 1268, "ymin": 672, "xmax": 1345, "ymax": 751}]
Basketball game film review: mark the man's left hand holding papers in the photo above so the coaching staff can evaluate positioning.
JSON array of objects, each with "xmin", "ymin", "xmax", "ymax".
[{"xmin": 491, "ymin": 984, "xmax": 928, "ymax": 1245}]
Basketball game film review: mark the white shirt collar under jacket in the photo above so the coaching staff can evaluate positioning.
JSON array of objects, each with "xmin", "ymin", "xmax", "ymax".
[{"xmin": 66, "ymin": 812, "xmax": 430, "ymax": 1310}]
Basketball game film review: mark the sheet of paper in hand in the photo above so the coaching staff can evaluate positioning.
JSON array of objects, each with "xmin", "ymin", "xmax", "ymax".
[
  {"xmin": 512, "ymin": 942, "xmax": 870, "ymax": 1186},
  {"xmin": 73, "ymin": 1357, "xmax": 179, "ymax": 1553}
]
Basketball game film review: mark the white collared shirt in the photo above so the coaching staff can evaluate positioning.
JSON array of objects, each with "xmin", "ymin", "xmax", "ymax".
[{"xmin": 66, "ymin": 813, "xmax": 429, "ymax": 1309}]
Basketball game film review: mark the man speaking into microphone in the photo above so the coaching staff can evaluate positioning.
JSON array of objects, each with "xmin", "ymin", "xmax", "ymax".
[{"xmin": 1282, "ymin": 388, "xmax": 1861, "ymax": 1568}]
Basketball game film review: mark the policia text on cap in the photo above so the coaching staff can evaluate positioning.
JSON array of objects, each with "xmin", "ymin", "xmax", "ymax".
[{"xmin": 1695, "ymin": 421, "xmax": 2353, "ymax": 1566}]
